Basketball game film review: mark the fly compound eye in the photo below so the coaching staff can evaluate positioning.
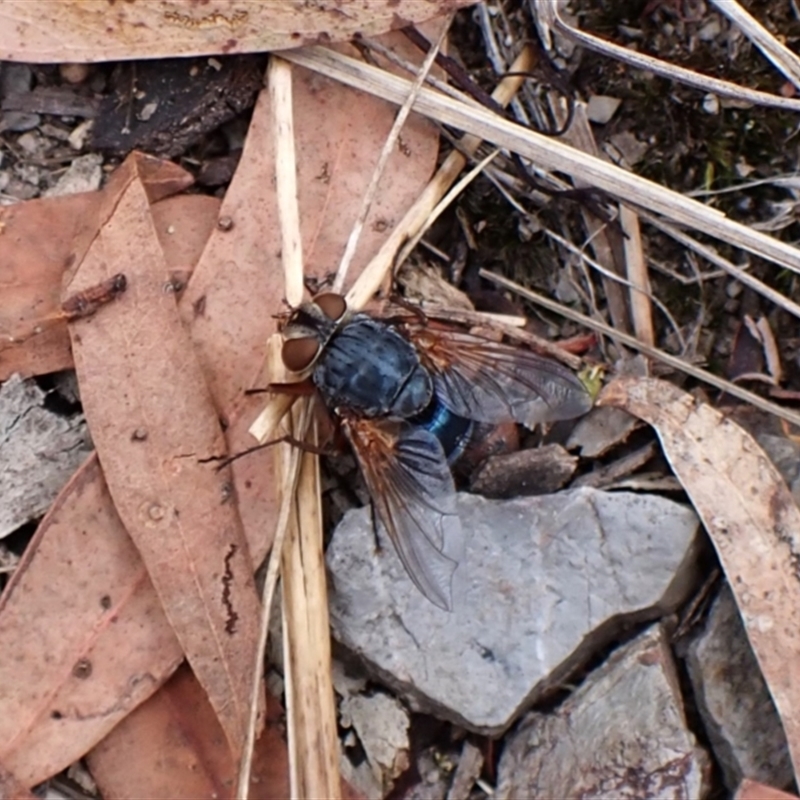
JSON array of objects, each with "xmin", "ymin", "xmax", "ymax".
[
  {"xmin": 312, "ymin": 292, "xmax": 347, "ymax": 322},
  {"xmin": 282, "ymin": 336, "xmax": 321, "ymax": 372}
]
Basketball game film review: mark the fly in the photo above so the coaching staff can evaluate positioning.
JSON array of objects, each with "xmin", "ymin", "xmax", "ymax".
[{"xmin": 281, "ymin": 293, "xmax": 594, "ymax": 610}]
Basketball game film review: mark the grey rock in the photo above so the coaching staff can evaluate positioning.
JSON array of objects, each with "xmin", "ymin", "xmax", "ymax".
[
  {"xmin": 755, "ymin": 434, "xmax": 800, "ymax": 507},
  {"xmin": 0, "ymin": 63, "xmax": 33, "ymax": 97},
  {"xmin": 42, "ymin": 153, "xmax": 102, "ymax": 198},
  {"xmin": 0, "ymin": 374, "xmax": 91, "ymax": 538},
  {"xmin": 684, "ymin": 585, "xmax": 794, "ymax": 791},
  {"xmin": 586, "ymin": 94, "xmax": 622, "ymax": 124},
  {"xmin": 0, "ymin": 111, "xmax": 40, "ymax": 134},
  {"xmin": 567, "ymin": 405, "xmax": 640, "ymax": 457},
  {"xmin": 327, "ymin": 488, "xmax": 701, "ymax": 733},
  {"xmin": 0, "ymin": 64, "xmax": 37, "ymax": 135},
  {"xmin": 497, "ymin": 625, "xmax": 711, "ymax": 799}
]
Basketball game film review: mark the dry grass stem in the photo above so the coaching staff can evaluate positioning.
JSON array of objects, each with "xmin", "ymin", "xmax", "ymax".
[
  {"xmin": 620, "ymin": 205, "xmax": 654, "ymax": 347},
  {"xmin": 554, "ymin": 102, "xmax": 628, "ymax": 331},
  {"xmin": 343, "ymin": 45, "xmax": 535, "ymax": 310},
  {"xmin": 237, "ymin": 393, "xmax": 307, "ymax": 800},
  {"xmin": 269, "ymin": 56, "xmax": 304, "ymax": 307},
  {"xmin": 481, "ymin": 269, "xmax": 800, "ymax": 430},
  {"xmin": 280, "ymin": 402, "xmax": 340, "ymax": 800},
  {"xmin": 535, "ymin": 2, "xmax": 800, "ymax": 112},
  {"xmin": 396, "ymin": 148, "xmax": 501, "ymax": 267},
  {"xmin": 641, "ymin": 213, "xmax": 800, "ymax": 322},
  {"xmin": 281, "ymin": 46, "xmax": 800, "ymax": 278},
  {"xmin": 710, "ymin": 0, "xmax": 800, "ymax": 90},
  {"xmin": 246, "ymin": 55, "xmax": 339, "ymax": 800},
  {"xmin": 333, "ymin": 16, "xmax": 452, "ymax": 292}
]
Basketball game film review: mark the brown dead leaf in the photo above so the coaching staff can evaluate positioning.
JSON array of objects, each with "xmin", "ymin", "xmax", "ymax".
[
  {"xmin": 183, "ymin": 36, "xmax": 441, "ymax": 563},
  {"xmin": 0, "ymin": 455, "xmax": 183, "ymax": 787},
  {"xmin": 0, "ymin": 158, "xmax": 196, "ymax": 382},
  {"xmin": 0, "ymin": 179, "xmax": 220, "ymax": 787},
  {"xmin": 66, "ymin": 159, "xmax": 262, "ymax": 757},
  {"xmin": 736, "ymin": 779, "xmax": 800, "ymax": 800},
  {"xmin": 87, "ymin": 665, "xmax": 290, "ymax": 800},
  {"xmin": 0, "ymin": 28, "xmax": 443, "ymax": 787},
  {"xmin": 0, "ymin": 760, "xmax": 36, "ymax": 800},
  {"xmin": 599, "ymin": 377, "xmax": 800, "ymax": 783},
  {"xmin": 0, "ymin": 0, "xmax": 474, "ymax": 62},
  {"xmin": 87, "ymin": 664, "xmax": 365, "ymax": 800}
]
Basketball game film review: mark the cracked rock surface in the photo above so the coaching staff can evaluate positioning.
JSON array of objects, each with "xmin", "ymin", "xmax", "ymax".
[
  {"xmin": 327, "ymin": 487, "xmax": 701, "ymax": 733},
  {"xmin": 496, "ymin": 625, "xmax": 711, "ymax": 799},
  {"xmin": 684, "ymin": 584, "xmax": 794, "ymax": 792},
  {"xmin": 0, "ymin": 374, "xmax": 90, "ymax": 537}
]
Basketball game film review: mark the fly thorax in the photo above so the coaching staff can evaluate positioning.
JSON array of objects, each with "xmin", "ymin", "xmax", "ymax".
[{"xmin": 312, "ymin": 317, "xmax": 433, "ymax": 419}]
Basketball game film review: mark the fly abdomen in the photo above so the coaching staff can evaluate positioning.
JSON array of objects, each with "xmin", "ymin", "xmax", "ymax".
[
  {"xmin": 412, "ymin": 396, "xmax": 473, "ymax": 464},
  {"xmin": 314, "ymin": 316, "xmax": 432, "ymax": 418}
]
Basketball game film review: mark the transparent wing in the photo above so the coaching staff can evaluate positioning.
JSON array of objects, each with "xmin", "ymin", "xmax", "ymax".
[
  {"xmin": 342, "ymin": 416, "xmax": 463, "ymax": 610},
  {"xmin": 401, "ymin": 322, "xmax": 594, "ymax": 428}
]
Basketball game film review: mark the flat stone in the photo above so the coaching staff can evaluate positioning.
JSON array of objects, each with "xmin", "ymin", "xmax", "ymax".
[
  {"xmin": 339, "ymin": 689, "xmax": 410, "ymax": 798},
  {"xmin": 0, "ymin": 374, "xmax": 91, "ymax": 537},
  {"xmin": 42, "ymin": 153, "xmax": 102, "ymax": 198},
  {"xmin": 469, "ymin": 443, "xmax": 577, "ymax": 499},
  {"xmin": 496, "ymin": 625, "xmax": 711, "ymax": 799},
  {"xmin": 567, "ymin": 405, "xmax": 640, "ymax": 457},
  {"xmin": 586, "ymin": 94, "xmax": 622, "ymax": 124},
  {"xmin": 327, "ymin": 488, "xmax": 701, "ymax": 733},
  {"xmin": 684, "ymin": 585, "xmax": 793, "ymax": 791}
]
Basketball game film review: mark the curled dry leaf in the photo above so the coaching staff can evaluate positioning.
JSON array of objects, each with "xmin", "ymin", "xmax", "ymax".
[
  {"xmin": 599, "ymin": 376, "xmax": 800, "ymax": 782},
  {"xmin": 0, "ymin": 0, "xmax": 475, "ymax": 62},
  {"xmin": 65, "ymin": 162, "xmax": 263, "ymax": 757}
]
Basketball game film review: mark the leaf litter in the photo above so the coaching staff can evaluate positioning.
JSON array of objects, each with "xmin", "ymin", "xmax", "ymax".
[
  {"xmin": 0, "ymin": 1, "xmax": 797, "ymax": 800},
  {"xmin": 0, "ymin": 17, "xmax": 449, "ymax": 798}
]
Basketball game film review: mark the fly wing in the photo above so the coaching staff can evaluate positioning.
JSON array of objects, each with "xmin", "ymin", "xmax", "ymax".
[
  {"xmin": 401, "ymin": 322, "xmax": 594, "ymax": 428},
  {"xmin": 342, "ymin": 416, "xmax": 463, "ymax": 610}
]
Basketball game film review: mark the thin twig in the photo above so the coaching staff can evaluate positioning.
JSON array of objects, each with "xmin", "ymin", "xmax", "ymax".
[
  {"xmin": 641, "ymin": 212, "xmax": 800, "ymax": 323},
  {"xmin": 281, "ymin": 45, "xmax": 800, "ymax": 277},
  {"xmin": 710, "ymin": 0, "xmax": 800, "ymax": 91},
  {"xmin": 535, "ymin": 2, "xmax": 800, "ymax": 112},
  {"xmin": 269, "ymin": 57, "xmax": 304, "ymax": 307},
  {"xmin": 236, "ymin": 400, "xmax": 307, "ymax": 800},
  {"xmin": 333, "ymin": 16, "xmax": 452, "ymax": 292}
]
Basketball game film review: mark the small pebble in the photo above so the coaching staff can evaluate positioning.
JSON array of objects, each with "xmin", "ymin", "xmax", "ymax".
[
  {"xmin": 586, "ymin": 95, "xmax": 622, "ymax": 124},
  {"xmin": 702, "ymin": 93, "xmax": 720, "ymax": 115},
  {"xmin": 68, "ymin": 119, "xmax": 93, "ymax": 150},
  {"xmin": 59, "ymin": 63, "xmax": 90, "ymax": 84},
  {"xmin": 0, "ymin": 63, "xmax": 33, "ymax": 95},
  {"xmin": 16, "ymin": 131, "xmax": 41, "ymax": 154}
]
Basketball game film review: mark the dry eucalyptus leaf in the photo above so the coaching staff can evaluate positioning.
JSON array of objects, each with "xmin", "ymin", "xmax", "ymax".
[
  {"xmin": 183, "ymin": 34, "xmax": 442, "ymax": 563},
  {"xmin": 0, "ymin": 455, "xmax": 184, "ymax": 787},
  {"xmin": 0, "ymin": 0, "xmax": 474, "ymax": 62},
  {"xmin": 0, "ymin": 159, "xmax": 194, "ymax": 381},
  {"xmin": 66, "ymin": 164, "xmax": 263, "ymax": 757},
  {"xmin": 599, "ymin": 376, "xmax": 800, "ymax": 783}
]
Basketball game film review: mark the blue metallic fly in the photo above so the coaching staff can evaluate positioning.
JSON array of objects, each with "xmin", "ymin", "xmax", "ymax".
[{"xmin": 281, "ymin": 293, "xmax": 593, "ymax": 610}]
